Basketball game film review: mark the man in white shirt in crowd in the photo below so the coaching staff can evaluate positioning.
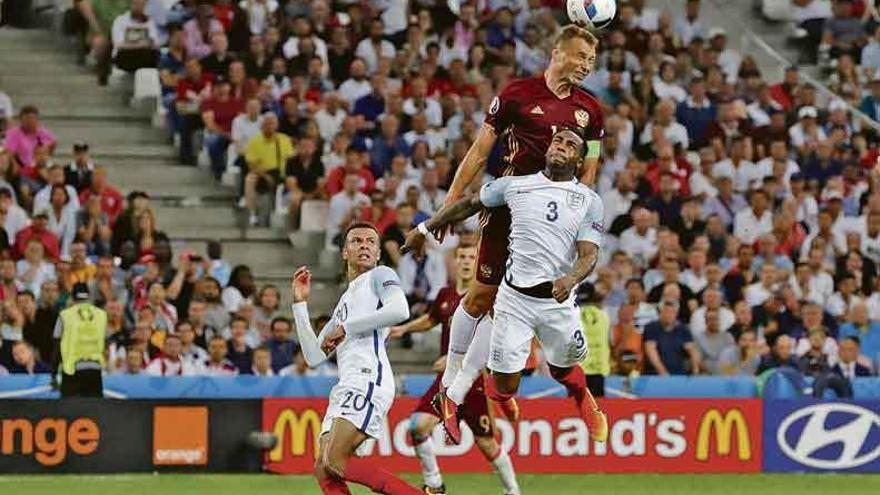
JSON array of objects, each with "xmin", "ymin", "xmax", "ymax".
[
  {"xmin": 202, "ymin": 336, "xmax": 238, "ymax": 375},
  {"xmin": 355, "ymin": 18, "xmax": 396, "ymax": 74},
  {"xmin": 146, "ymin": 334, "xmax": 198, "ymax": 376},
  {"xmin": 417, "ymin": 167, "xmax": 446, "ymax": 217},
  {"xmin": 639, "ymin": 99, "xmax": 689, "ymax": 150},
  {"xmin": 402, "ymin": 77, "xmax": 442, "ymax": 127},
  {"xmin": 744, "ymin": 264, "xmax": 778, "ymax": 308},
  {"xmin": 689, "ymin": 287, "xmax": 735, "ymax": 336},
  {"xmin": 603, "ymin": 168, "xmax": 637, "ymax": 229},
  {"xmin": 177, "ymin": 320, "xmax": 209, "ymax": 366},
  {"xmin": 326, "ymin": 173, "xmax": 370, "ymax": 250},
  {"xmin": 674, "ymin": 0, "xmax": 707, "ymax": 46},
  {"xmin": 713, "ymin": 136, "xmax": 761, "ymax": 194},
  {"xmin": 34, "ymin": 164, "xmax": 80, "ymax": 214},
  {"xmin": 680, "ymin": 247, "xmax": 709, "ymax": 295},
  {"xmin": 625, "ymin": 278, "xmax": 659, "ymax": 332},
  {"xmin": 689, "ymin": 147, "xmax": 719, "ymax": 199},
  {"xmin": 619, "ymin": 205, "xmax": 658, "ymax": 269},
  {"xmin": 314, "ymin": 92, "xmax": 346, "ymax": 143},
  {"xmin": 860, "ymin": 210, "xmax": 880, "ymax": 264},
  {"xmin": 337, "ymin": 58, "xmax": 373, "ymax": 106},
  {"xmin": 756, "ymin": 138, "xmax": 800, "ymax": 187},
  {"xmin": 404, "ymin": 113, "xmax": 446, "ymax": 155},
  {"xmin": 734, "ymin": 189, "xmax": 773, "ymax": 245},
  {"xmin": 806, "ymin": 245, "xmax": 835, "ymax": 302}
]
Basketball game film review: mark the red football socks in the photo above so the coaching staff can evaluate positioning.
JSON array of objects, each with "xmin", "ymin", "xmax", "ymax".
[
  {"xmin": 487, "ymin": 376, "xmax": 516, "ymax": 403},
  {"xmin": 317, "ymin": 476, "xmax": 352, "ymax": 495},
  {"xmin": 554, "ymin": 366, "xmax": 598, "ymax": 411},
  {"xmin": 344, "ymin": 457, "xmax": 423, "ymax": 495}
]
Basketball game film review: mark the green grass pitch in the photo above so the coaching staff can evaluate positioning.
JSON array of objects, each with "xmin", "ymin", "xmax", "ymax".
[{"xmin": 1, "ymin": 474, "xmax": 878, "ymax": 495}]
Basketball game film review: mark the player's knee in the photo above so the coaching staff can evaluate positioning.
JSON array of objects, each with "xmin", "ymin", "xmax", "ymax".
[
  {"xmin": 490, "ymin": 373, "xmax": 518, "ymax": 397},
  {"xmin": 322, "ymin": 453, "xmax": 347, "ymax": 480},
  {"xmin": 475, "ymin": 437, "xmax": 499, "ymax": 461},
  {"xmin": 463, "ymin": 288, "xmax": 494, "ymax": 316},
  {"xmin": 408, "ymin": 415, "xmax": 431, "ymax": 444},
  {"xmin": 548, "ymin": 364, "xmax": 573, "ymax": 381}
]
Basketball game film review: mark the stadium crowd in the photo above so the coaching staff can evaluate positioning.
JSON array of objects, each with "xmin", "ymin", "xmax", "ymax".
[{"xmin": 0, "ymin": 0, "xmax": 878, "ymax": 394}]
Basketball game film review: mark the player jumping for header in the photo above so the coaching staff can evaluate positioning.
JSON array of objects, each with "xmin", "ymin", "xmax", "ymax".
[
  {"xmin": 404, "ymin": 127, "xmax": 607, "ymax": 445},
  {"xmin": 292, "ymin": 221, "xmax": 422, "ymax": 495},
  {"xmin": 429, "ymin": 24, "xmax": 607, "ymax": 444}
]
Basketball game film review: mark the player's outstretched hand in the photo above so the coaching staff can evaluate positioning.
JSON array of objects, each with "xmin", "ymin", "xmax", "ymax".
[
  {"xmin": 321, "ymin": 324, "xmax": 346, "ymax": 354},
  {"xmin": 551, "ymin": 275, "xmax": 577, "ymax": 303},
  {"xmin": 388, "ymin": 325, "xmax": 408, "ymax": 339},
  {"xmin": 292, "ymin": 266, "xmax": 311, "ymax": 303},
  {"xmin": 400, "ymin": 227, "xmax": 427, "ymax": 255}
]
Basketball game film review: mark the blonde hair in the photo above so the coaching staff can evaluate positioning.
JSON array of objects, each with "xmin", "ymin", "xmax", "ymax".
[{"xmin": 555, "ymin": 24, "xmax": 599, "ymax": 48}]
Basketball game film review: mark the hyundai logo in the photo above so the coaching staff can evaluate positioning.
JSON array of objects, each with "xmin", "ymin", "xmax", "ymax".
[{"xmin": 777, "ymin": 403, "xmax": 880, "ymax": 470}]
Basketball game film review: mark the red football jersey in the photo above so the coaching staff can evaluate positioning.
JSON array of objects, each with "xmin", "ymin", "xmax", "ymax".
[
  {"xmin": 429, "ymin": 286, "xmax": 465, "ymax": 357},
  {"xmin": 485, "ymin": 75, "xmax": 605, "ymax": 176}
]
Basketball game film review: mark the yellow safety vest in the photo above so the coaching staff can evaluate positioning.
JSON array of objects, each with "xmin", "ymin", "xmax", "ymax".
[
  {"xmin": 579, "ymin": 304, "xmax": 611, "ymax": 376},
  {"xmin": 59, "ymin": 303, "xmax": 107, "ymax": 375}
]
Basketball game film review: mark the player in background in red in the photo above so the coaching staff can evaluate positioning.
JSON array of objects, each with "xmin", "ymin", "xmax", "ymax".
[
  {"xmin": 429, "ymin": 24, "xmax": 608, "ymax": 445},
  {"xmin": 390, "ymin": 244, "xmax": 520, "ymax": 495}
]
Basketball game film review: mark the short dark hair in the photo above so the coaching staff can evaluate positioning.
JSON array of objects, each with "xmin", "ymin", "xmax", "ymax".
[
  {"xmin": 842, "ymin": 335, "xmax": 861, "ymax": 346},
  {"xmin": 344, "ymin": 221, "xmax": 379, "ymax": 241},
  {"xmin": 175, "ymin": 320, "xmax": 193, "ymax": 332},
  {"xmin": 19, "ymin": 105, "xmax": 38, "ymax": 117},
  {"xmin": 230, "ymin": 315, "xmax": 249, "ymax": 327},
  {"xmin": 270, "ymin": 316, "xmax": 291, "ymax": 330}
]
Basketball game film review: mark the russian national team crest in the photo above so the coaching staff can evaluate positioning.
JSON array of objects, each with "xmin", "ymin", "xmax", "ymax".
[
  {"xmin": 575, "ymin": 109, "xmax": 590, "ymax": 128},
  {"xmin": 567, "ymin": 191, "xmax": 585, "ymax": 209}
]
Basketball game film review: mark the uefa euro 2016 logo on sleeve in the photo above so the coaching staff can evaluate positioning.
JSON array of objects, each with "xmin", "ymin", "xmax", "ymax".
[{"xmin": 763, "ymin": 401, "xmax": 880, "ymax": 472}]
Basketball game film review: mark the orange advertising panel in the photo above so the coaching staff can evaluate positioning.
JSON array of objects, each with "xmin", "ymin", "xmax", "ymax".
[{"xmin": 153, "ymin": 406, "xmax": 209, "ymax": 466}]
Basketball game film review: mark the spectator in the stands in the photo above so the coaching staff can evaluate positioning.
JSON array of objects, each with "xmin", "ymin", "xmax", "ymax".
[
  {"xmin": 338, "ymin": 58, "xmax": 372, "ymax": 105},
  {"xmin": 8, "ymin": 341, "xmax": 50, "ymax": 375},
  {"xmin": 833, "ymin": 336, "xmax": 873, "ymax": 378},
  {"xmin": 178, "ymin": 320, "xmax": 209, "ymax": 366},
  {"xmin": 734, "ymin": 189, "xmax": 773, "ymax": 245},
  {"xmin": 284, "ymin": 136, "xmax": 325, "ymax": 229},
  {"xmin": 368, "ymin": 114, "xmax": 410, "ymax": 178},
  {"xmin": 146, "ymin": 334, "xmax": 197, "ymax": 376},
  {"xmin": 326, "ymin": 146, "xmax": 375, "ymax": 196},
  {"xmin": 78, "ymin": 167, "xmax": 123, "ymax": 226},
  {"xmin": 226, "ymin": 316, "xmax": 254, "ymax": 373},
  {"xmin": 643, "ymin": 300, "xmax": 702, "ymax": 375},
  {"xmin": 266, "ymin": 316, "xmax": 295, "ymax": 372},
  {"xmin": 718, "ymin": 328, "xmax": 760, "ymax": 376},
  {"xmin": 14, "ymin": 210, "xmax": 60, "ymax": 261},
  {"xmin": 619, "ymin": 205, "xmax": 658, "ymax": 269},
  {"xmin": 243, "ymin": 113, "xmax": 294, "ymax": 226},
  {"xmin": 757, "ymin": 334, "xmax": 798, "ymax": 374},
  {"xmin": 202, "ymin": 336, "xmax": 237, "ymax": 375},
  {"xmin": 356, "ymin": 18, "xmax": 396, "ymax": 74},
  {"xmin": 820, "ymin": 0, "xmax": 866, "ymax": 61},
  {"xmin": 252, "ymin": 346, "xmax": 274, "ymax": 376},
  {"xmin": 695, "ymin": 307, "xmax": 736, "ymax": 375},
  {"xmin": 76, "ymin": 195, "xmax": 113, "ymax": 257},
  {"xmin": 20, "ymin": 290, "xmax": 54, "ymax": 362},
  {"xmin": 0, "ymin": 89, "xmax": 12, "ymax": 134},
  {"xmin": 110, "ymin": 0, "xmax": 161, "ymax": 74},
  {"xmin": 202, "ymin": 32, "xmax": 235, "ymax": 77},
  {"xmin": 39, "ymin": 185, "xmax": 78, "ymax": 256},
  {"xmin": 839, "ymin": 302, "xmax": 880, "ymax": 366},
  {"xmin": 175, "ymin": 57, "xmax": 214, "ymax": 165},
  {"xmin": 222, "ymin": 265, "xmax": 255, "ymax": 313},
  {"xmin": 252, "ymin": 285, "xmax": 281, "ymax": 339},
  {"xmin": 3, "ymin": 106, "xmax": 56, "ymax": 177},
  {"xmin": 202, "ymin": 78, "xmax": 244, "ymax": 181},
  {"xmin": 397, "ymin": 241, "xmax": 447, "ymax": 313},
  {"xmin": 64, "ymin": 142, "xmax": 95, "ymax": 193},
  {"xmin": 183, "ymin": 2, "xmax": 223, "ymax": 60},
  {"xmin": 16, "ymin": 240, "xmax": 56, "ymax": 300}
]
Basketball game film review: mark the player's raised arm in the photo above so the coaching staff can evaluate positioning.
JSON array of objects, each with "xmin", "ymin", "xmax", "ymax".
[
  {"xmin": 401, "ymin": 177, "xmax": 513, "ymax": 254},
  {"xmin": 338, "ymin": 266, "xmax": 410, "ymax": 335},
  {"xmin": 445, "ymin": 122, "xmax": 498, "ymax": 204},
  {"xmin": 290, "ymin": 267, "xmax": 332, "ymax": 366}
]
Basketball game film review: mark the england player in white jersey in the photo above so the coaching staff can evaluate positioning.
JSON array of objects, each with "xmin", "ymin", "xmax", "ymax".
[
  {"xmin": 292, "ymin": 222, "xmax": 422, "ymax": 495},
  {"xmin": 402, "ymin": 127, "xmax": 608, "ymax": 445}
]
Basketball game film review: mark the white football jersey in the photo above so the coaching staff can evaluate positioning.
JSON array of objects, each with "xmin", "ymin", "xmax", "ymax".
[
  {"xmin": 318, "ymin": 266, "xmax": 398, "ymax": 395},
  {"xmin": 480, "ymin": 172, "xmax": 604, "ymax": 288}
]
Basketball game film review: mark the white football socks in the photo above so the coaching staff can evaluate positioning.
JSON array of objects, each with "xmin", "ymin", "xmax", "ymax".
[
  {"xmin": 491, "ymin": 449, "xmax": 521, "ymax": 495},
  {"xmin": 446, "ymin": 314, "xmax": 493, "ymax": 405},
  {"xmin": 414, "ymin": 437, "xmax": 443, "ymax": 489},
  {"xmin": 441, "ymin": 304, "xmax": 482, "ymax": 388}
]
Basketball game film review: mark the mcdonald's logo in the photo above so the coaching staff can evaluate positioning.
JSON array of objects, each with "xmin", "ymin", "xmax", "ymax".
[
  {"xmin": 696, "ymin": 409, "xmax": 751, "ymax": 461},
  {"xmin": 269, "ymin": 408, "xmax": 322, "ymax": 462}
]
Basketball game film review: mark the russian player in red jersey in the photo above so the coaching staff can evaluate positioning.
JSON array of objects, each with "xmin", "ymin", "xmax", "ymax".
[
  {"xmin": 429, "ymin": 24, "xmax": 608, "ymax": 445},
  {"xmin": 390, "ymin": 244, "xmax": 520, "ymax": 495}
]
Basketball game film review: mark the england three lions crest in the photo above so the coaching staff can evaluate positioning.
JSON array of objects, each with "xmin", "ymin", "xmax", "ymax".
[
  {"xmin": 575, "ymin": 109, "xmax": 590, "ymax": 128},
  {"xmin": 567, "ymin": 191, "xmax": 585, "ymax": 209}
]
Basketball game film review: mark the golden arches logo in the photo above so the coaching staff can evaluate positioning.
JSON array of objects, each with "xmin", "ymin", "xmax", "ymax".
[
  {"xmin": 269, "ymin": 409, "xmax": 322, "ymax": 462},
  {"xmin": 695, "ymin": 409, "xmax": 751, "ymax": 461}
]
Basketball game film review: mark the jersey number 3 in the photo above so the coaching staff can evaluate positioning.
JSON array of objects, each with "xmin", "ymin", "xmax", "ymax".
[{"xmin": 546, "ymin": 201, "xmax": 559, "ymax": 222}]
